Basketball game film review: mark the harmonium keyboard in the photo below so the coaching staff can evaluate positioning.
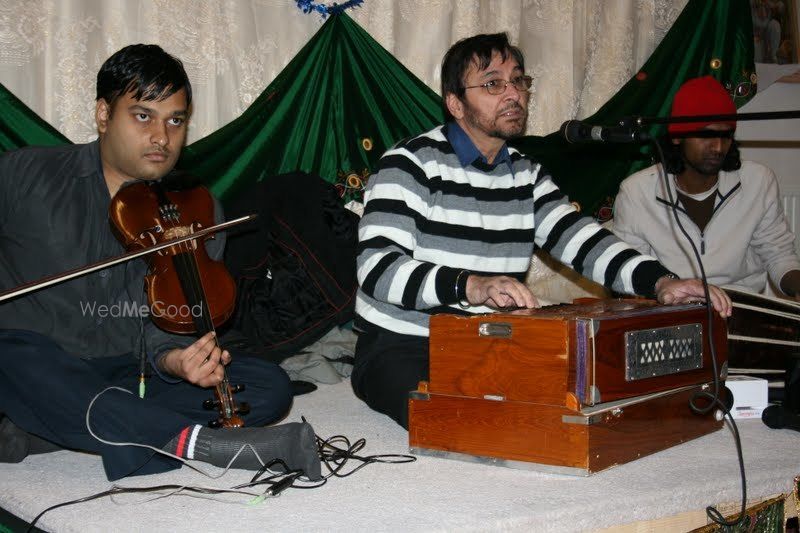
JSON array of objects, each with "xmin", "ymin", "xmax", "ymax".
[{"xmin": 408, "ymin": 299, "xmax": 728, "ymax": 476}]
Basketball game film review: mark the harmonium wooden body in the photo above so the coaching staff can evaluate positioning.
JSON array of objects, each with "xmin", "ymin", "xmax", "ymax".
[{"xmin": 408, "ymin": 299, "xmax": 728, "ymax": 476}]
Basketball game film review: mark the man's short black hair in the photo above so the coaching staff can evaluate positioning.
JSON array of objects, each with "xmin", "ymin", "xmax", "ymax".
[
  {"xmin": 440, "ymin": 33, "xmax": 525, "ymax": 121},
  {"xmin": 659, "ymin": 135, "xmax": 742, "ymax": 174},
  {"xmin": 96, "ymin": 44, "xmax": 192, "ymax": 108}
]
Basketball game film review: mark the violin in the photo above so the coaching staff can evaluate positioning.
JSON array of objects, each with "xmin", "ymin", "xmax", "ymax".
[{"xmin": 109, "ymin": 179, "xmax": 249, "ymax": 428}]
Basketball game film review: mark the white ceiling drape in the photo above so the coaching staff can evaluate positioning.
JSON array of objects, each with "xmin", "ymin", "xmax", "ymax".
[{"xmin": 0, "ymin": 0, "xmax": 687, "ymax": 144}]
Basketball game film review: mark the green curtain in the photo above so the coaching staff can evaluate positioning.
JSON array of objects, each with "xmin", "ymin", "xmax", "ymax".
[
  {"xmin": 0, "ymin": 0, "xmax": 754, "ymax": 211},
  {"xmin": 179, "ymin": 13, "xmax": 444, "ymax": 201},
  {"xmin": 0, "ymin": 83, "xmax": 69, "ymax": 151},
  {"xmin": 511, "ymin": 0, "xmax": 755, "ymax": 214}
]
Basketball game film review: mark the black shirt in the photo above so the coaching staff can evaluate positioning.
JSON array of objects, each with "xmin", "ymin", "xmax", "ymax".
[
  {"xmin": 677, "ymin": 189, "xmax": 717, "ymax": 232},
  {"xmin": 0, "ymin": 141, "xmax": 225, "ymax": 361}
]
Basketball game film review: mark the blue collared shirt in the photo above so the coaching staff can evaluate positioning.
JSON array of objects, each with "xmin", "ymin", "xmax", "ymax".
[{"xmin": 445, "ymin": 121, "xmax": 512, "ymax": 170}]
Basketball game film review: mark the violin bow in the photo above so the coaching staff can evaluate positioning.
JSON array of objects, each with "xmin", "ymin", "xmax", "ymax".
[{"xmin": 0, "ymin": 215, "xmax": 256, "ymax": 303}]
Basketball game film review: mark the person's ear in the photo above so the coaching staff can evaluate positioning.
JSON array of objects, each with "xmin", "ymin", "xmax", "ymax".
[
  {"xmin": 96, "ymin": 99, "xmax": 111, "ymax": 134},
  {"xmin": 446, "ymin": 93, "xmax": 465, "ymax": 120}
]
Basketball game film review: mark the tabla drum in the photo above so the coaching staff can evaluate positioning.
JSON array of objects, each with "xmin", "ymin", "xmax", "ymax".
[{"xmin": 724, "ymin": 286, "xmax": 800, "ymax": 402}]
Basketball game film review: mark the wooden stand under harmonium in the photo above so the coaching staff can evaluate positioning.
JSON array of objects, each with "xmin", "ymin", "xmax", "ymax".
[{"xmin": 408, "ymin": 299, "xmax": 728, "ymax": 476}]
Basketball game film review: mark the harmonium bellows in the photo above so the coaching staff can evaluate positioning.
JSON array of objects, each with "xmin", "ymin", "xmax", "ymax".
[{"xmin": 408, "ymin": 299, "xmax": 728, "ymax": 476}]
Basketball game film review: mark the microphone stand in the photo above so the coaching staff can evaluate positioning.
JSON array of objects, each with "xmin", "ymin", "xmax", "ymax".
[
  {"xmin": 560, "ymin": 111, "xmax": 800, "ymax": 144},
  {"xmin": 624, "ymin": 109, "xmax": 800, "ymax": 129},
  {"xmin": 614, "ymin": 107, "xmax": 800, "ymax": 527}
]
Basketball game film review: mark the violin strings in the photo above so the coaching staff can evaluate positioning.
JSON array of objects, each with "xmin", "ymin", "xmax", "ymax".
[
  {"xmin": 155, "ymin": 183, "xmax": 217, "ymax": 336},
  {"xmin": 153, "ymin": 184, "xmax": 235, "ymax": 417},
  {"xmin": 174, "ymin": 246, "xmax": 235, "ymax": 401}
]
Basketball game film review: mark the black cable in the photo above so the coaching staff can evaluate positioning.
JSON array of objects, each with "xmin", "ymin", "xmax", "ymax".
[
  {"xmin": 24, "ymin": 484, "xmax": 252, "ymax": 533},
  {"xmin": 650, "ymin": 140, "xmax": 721, "ymax": 414},
  {"xmin": 137, "ymin": 289, "xmax": 148, "ymax": 398},
  {"xmin": 231, "ymin": 458, "xmax": 325, "ymax": 492},
  {"xmin": 316, "ymin": 433, "xmax": 416, "ymax": 478},
  {"xmin": 650, "ymin": 138, "xmax": 747, "ymax": 527},
  {"xmin": 24, "ymin": 430, "xmax": 416, "ymax": 529}
]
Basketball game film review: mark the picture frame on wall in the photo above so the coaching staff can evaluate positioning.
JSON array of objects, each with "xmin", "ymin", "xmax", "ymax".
[{"xmin": 752, "ymin": 0, "xmax": 799, "ymax": 63}]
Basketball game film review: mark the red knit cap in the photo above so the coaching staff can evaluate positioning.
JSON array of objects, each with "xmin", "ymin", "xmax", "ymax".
[{"xmin": 668, "ymin": 76, "xmax": 736, "ymax": 136}]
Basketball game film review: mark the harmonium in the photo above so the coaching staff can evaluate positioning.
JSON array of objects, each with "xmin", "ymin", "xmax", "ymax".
[{"xmin": 408, "ymin": 299, "xmax": 728, "ymax": 476}]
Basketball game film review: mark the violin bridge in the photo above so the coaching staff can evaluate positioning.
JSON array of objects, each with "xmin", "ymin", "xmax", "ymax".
[{"xmin": 164, "ymin": 226, "xmax": 198, "ymax": 250}]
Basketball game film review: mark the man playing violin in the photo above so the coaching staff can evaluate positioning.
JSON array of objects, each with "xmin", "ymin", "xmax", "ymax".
[{"xmin": 0, "ymin": 45, "xmax": 318, "ymax": 481}]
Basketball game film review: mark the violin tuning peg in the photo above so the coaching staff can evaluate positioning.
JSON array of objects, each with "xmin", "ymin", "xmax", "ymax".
[
  {"xmin": 236, "ymin": 402, "xmax": 251, "ymax": 416},
  {"xmin": 202, "ymin": 398, "xmax": 218, "ymax": 411},
  {"xmin": 231, "ymin": 384, "xmax": 246, "ymax": 394}
]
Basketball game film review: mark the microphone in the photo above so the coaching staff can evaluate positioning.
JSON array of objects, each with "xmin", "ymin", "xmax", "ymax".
[
  {"xmin": 761, "ymin": 404, "xmax": 800, "ymax": 432},
  {"xmin": 560, "ymin": 119, "xmax": 650, "ymax": 144}
]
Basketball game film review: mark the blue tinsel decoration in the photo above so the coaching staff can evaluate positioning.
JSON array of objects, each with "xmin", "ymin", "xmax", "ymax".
[{"xmin": 295, "ymin": 0, "xmax": 364, "ymax": 18}]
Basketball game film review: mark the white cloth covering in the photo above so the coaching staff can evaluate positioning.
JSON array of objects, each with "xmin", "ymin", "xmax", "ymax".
[{"xmin": 0, "ymin": 379, "xmax": 798, "ymax": 533}]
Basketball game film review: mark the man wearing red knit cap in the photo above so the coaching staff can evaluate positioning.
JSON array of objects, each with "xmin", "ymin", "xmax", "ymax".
[{"xmin": 612, "ymin": 75, "xmax": 800, "ymax": 299}]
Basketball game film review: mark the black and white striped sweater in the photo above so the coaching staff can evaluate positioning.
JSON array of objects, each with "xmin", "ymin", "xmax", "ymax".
[{"xmin": 355, "ymin": 124, "xmax": 669, "ymax": 336}]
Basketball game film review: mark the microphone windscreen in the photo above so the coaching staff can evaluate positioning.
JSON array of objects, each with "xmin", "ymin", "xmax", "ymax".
[
  {"xmin": 560, "ymin": 120, "xmax": 584, "ymax": 143},
  {"xmin": 761, "ymin": 404, "xmax": 785, "ymax": 429}
]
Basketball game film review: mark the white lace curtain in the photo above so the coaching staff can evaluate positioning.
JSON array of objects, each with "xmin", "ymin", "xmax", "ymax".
[{"xmin": 0, "ymin": 0, "xmax": 687, "ymax": 144}]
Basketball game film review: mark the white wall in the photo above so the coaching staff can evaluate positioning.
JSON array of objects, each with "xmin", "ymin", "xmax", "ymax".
[{"xmin": 737, "ymin": 77, "xmax": 800, "ymax": 252}]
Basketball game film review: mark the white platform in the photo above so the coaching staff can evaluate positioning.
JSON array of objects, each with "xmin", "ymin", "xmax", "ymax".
[{"xmin": 1, "ymin": 380, "xmax": 798, "ymax": 532}]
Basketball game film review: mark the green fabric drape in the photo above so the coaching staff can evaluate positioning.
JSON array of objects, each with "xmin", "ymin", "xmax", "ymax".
[
  {"xmin": 0, "ymin": 83, "xmax": 69, "ymax": 152},
  {"xmin": 511, "ymin": 0, "xmax": 755, "ymax": 214},
  {"xmin": 0, "ymin": 0, "xmax": 754, "ymax": 212},
  {"xmin": 179, "ymin": 13, "xmax": 444, "ymax": 201}
]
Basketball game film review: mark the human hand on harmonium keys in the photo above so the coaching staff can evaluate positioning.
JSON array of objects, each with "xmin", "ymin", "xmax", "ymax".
[
  {"xmin": 464, "ymin": 274, "xmax": 541, "ymax": 310},
  {"xmin": 654, "ymin": 276, "xmax": 732, "ymax": 318},
  {"xmin": 464, "ymin": 273, "xmax": 733, "ymax": 316}
]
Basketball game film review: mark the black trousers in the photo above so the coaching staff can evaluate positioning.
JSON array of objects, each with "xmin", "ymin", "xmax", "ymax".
[
  {"xmin": 351, "ymin": 325, "xmax": 428, "ymax": 429},
  {"xmin": 0, "ymin": 329, "xmax": 292, "ymax": 480},
  {"xmin": 784, "ymin": 358, "xmax": 800, "ymax": 413}
]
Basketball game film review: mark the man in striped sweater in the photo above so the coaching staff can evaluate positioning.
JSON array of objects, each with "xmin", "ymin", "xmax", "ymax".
[{"xmin": 352, "ymin": 33, "xmax": 732, "ymax": 428}]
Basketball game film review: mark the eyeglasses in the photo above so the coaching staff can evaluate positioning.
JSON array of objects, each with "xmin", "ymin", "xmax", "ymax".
[{"xmin": 464, "ymin": 75, "xmax": 533, "ymax": 95}]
